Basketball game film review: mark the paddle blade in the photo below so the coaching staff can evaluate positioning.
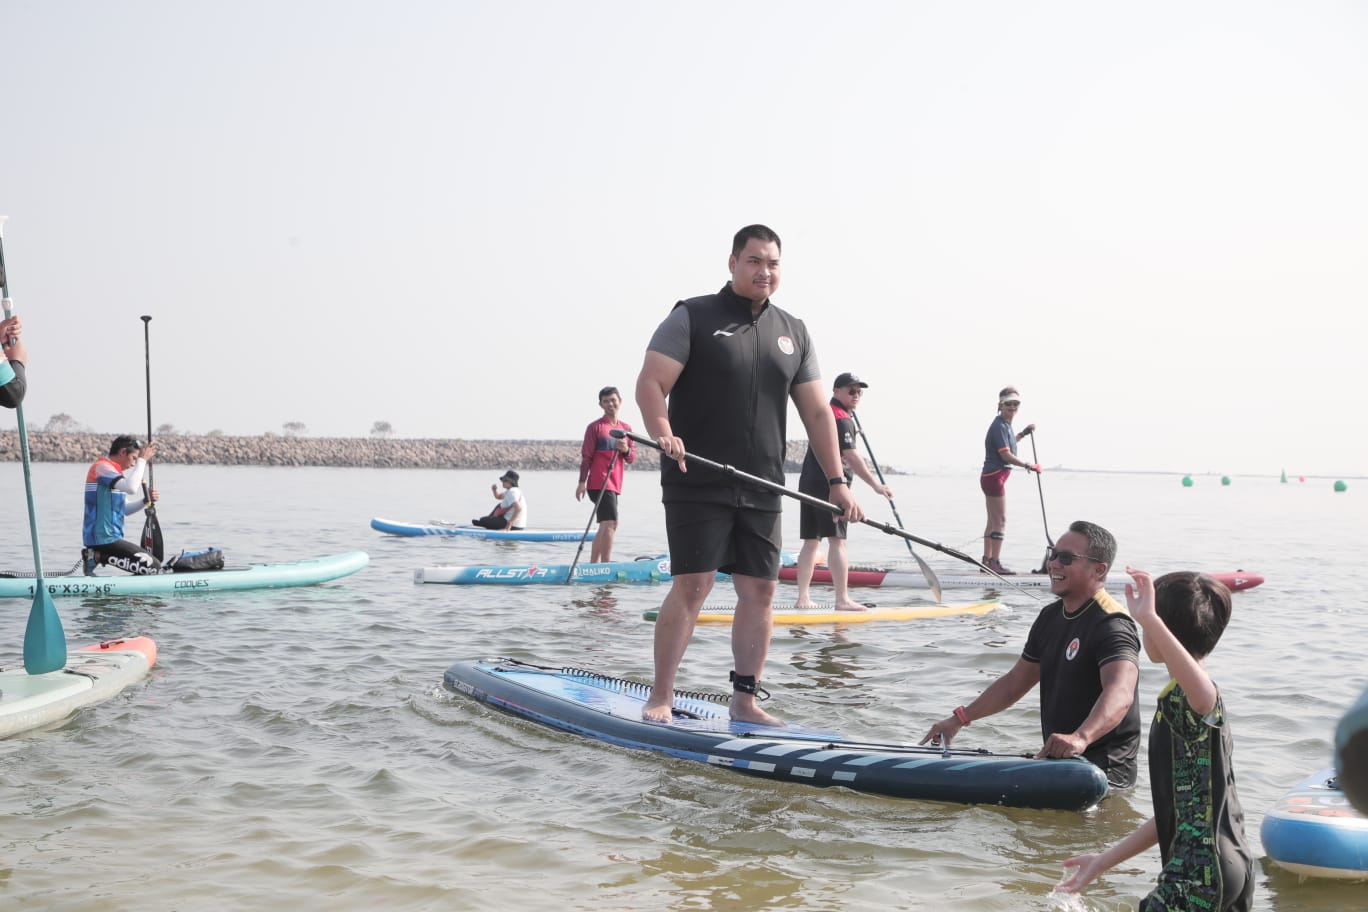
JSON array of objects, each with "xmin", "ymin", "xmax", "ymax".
[
  {"xmin": 23, "ymin": 588, "xmax": 66, "ymax": 674},
  {"xmin": 913, "ymin": 552, "xmax": 944, "ymax": 604},
  {"xmin": 141, "ymin": 509, "xmax": 164, "ymax": 561}
]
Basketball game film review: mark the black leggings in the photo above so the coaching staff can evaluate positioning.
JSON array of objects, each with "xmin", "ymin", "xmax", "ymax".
[{"xmin": 89, "ymin": 539, "xmax": 162, "ymax": 575}]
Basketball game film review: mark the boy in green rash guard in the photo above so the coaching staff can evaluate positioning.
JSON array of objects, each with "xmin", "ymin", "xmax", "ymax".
[{"xmin": 1057, "ymin": 569, "xmax": 1254, "ymax": 911}]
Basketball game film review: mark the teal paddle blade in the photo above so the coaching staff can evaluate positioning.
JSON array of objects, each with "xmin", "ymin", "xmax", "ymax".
[{"xmin": 23, "ymin": 588, "xmax": 66, "ymax": 674}]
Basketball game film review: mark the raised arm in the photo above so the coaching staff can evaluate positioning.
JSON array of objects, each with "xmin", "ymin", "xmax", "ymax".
[
  {"xmin": 113, "ymin": 443, "xmax": 157, "ymax": 495},
  {"xmin": 1126, "ymin": 566, "xmax": 1218, "ymax": 715}
]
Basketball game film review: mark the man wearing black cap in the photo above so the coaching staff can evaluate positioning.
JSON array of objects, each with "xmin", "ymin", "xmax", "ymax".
[
  {"xmin": 82, "ymin": 435, "xmax": 162, "ymax": 575},
  {"xmin": 794, "ymin": 372, "xmax": 894, "ymax": 610},
  {"xmin": 472, "ymin": 469, "xmax": 526, "ymax": 530}
]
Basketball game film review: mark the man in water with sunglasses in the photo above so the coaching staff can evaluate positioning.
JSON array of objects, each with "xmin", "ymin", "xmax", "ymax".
[{"xmin": 920, "ymin": 520, "xmax": 1141, "ymax": 788}]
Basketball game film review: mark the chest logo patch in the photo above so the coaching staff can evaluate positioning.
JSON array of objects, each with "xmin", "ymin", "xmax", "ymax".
[
  {"xmin": 776, "ymin": 335, "xmax": 795, "ymax": 355},
  {"xmin": 1065, "ymin": 637, "xmax": 1081, "ymax": 661}
]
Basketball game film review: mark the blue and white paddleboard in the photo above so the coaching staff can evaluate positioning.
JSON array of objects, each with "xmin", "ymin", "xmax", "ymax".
[
  {"xmin": 371, "ymin": 517, "xmax": 592, "ymax": 542},
  {"xmin": 442, "ymin": 658, "xmax": 1109, "ymax": 811},
  {"xmin": 417, "ymin": 556, "xmax": 670, "ymax": 585},
  {"xmin": 0, "ymin": 551, "xmax": 369, "ymax": 599},
  {"xmin": 415, "ymin": 552, "xmax": 804, "ymax": 585},
  {"xmin": 1262, "ymin": 769, "xmax": 1368, "ymax": 881}
]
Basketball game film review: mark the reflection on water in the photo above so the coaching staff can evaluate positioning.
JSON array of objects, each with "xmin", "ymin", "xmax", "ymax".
[
  {"xmin": 789, "ymin": 640, "xmax": 867, "ymax": 693},
  {"xmin": 571, "ymin": 585, "xmax": 621, "ymax": 614},
  {"xmin": 75, "ymin": 596, "xmax": 165, "ymax": 642},
  {"xmin": 1, "ymin": 466, "xmax": 1364, "ymax": 910}
]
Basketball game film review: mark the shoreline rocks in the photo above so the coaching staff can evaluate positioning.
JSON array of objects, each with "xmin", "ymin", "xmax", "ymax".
[{"xmin": 0, "ymin": 432, "xmax": 813, "ymax": 472}]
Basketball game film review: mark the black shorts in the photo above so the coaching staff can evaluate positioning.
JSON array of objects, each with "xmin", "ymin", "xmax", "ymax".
[
  {"xmin": 798, "ymin": 501, "xmax": 847, "ymax": 541},
  {"xmin": 664, "ymin": 500, "xmax": 782, "ymax": 578},
  {"xmin": 587, "ymin": 489, "xmax": 619, "ymax": 523}
]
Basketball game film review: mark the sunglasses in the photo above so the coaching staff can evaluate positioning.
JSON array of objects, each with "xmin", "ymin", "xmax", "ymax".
[
  {"xmin": 1046, "ymin": 546, "xmax": 1103, "ymax": 567},
  {"xmin": 846, "ymin": 388, "xmax": 865, "ymax": 396},
  {"xmin": 1001, "ymin": 401, "xmax": 1020, "ymax": 408}
]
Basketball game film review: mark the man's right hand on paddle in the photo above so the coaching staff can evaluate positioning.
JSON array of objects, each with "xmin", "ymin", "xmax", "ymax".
[
  {"xmin": 828, "ymin": 483, "xmax": 864, "ymax": 523},
  {"xmin": 656, "ymin": 434, "xmax": 687, "ymax": 472}
]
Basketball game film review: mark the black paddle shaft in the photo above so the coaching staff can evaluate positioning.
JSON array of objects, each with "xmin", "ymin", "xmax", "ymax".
[
  {"xmin": 140, "ymin": 315, "xmax": 163, "ymax": 560},
  {"xmin": 1028, "ymin": 432, "xmax": 1053, "ymax": 574},
  {"xmin": 142, "ymin": 315, "xmax": 154, "ymax": 489},
  {"xmin": 613, "ymin": 429, "xmax": 997, "ymax": 571},
  {"xmin": 566, "ymin": 447, "xmax": 620, "ymax": 582}
]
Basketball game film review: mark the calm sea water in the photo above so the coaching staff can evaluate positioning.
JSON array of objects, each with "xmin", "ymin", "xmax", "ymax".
[{"xmin": 1, "ymin": 463, "xmax": 1365, "ymax": 911}]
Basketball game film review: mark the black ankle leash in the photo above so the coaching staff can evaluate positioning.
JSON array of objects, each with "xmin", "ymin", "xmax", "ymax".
[{"xmin": 729, "ymin": 671, "xmax": 771, "ymax": 701}]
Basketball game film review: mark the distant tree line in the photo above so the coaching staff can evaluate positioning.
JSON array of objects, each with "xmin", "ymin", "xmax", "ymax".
[{"xmin": 36, "ymin": 413, "xmax": 395, "ymax": 439}]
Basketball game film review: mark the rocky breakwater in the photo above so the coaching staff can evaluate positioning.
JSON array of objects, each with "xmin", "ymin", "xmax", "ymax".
[{"xmin": 2, "ymin": 432, "xmax": 811, "ymax": 471}]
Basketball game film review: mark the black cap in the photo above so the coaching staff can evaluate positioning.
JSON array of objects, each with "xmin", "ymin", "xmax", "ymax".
[
  {"xmin": 499, "ymin": 469, "xmax": 520, "ymax": 485},
  {"xmin": 833, "ymin": 372, "xmax": 868, "ymax": 389}
]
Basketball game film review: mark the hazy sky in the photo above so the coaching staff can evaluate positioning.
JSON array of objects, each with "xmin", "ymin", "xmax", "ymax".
[{"xmin": 2, "ymin": 2, "xmax": 1364, "ymax": 476}]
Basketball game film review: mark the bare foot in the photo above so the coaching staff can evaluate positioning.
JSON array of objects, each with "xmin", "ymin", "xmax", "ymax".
[
  {"xmin": 730, "ymin": 696, "xmax": 785, "ymax": 727},
  {"xmin": 793, "ymin": 601, "xmax": 815, "ymax": 610},
  {"xmin": 834, "ymin": 601, "xmax": 869, "ymax": 612},
  {"xmin": 641, "ymin": 698, "xmax": 674, "ymax": 723}
]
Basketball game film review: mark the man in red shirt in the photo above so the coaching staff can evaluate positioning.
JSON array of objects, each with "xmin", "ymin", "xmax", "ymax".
[{"xmin": 575, "ymin": 386, "xmax": 635, "ymax": 563}]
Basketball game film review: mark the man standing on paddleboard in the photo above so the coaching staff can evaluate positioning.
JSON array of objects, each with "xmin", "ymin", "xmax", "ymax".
[
  {"xmin": 793, "ymin": 371, "xmax": 893, "ymax": 611},
  {"xmin": 575, "ymin": 386, "xmax": 635, "ymax": 563},
  {"xmin": 635, "ymin": 224, "xmax": 863, "ymax": 726},
  {"xmin": 979, "ymin": 386, "xmax": 1039, "ymax": 575},
  {"xmin": 920, "ymin": 519, "xmax": 1141, "ymax": 788}
]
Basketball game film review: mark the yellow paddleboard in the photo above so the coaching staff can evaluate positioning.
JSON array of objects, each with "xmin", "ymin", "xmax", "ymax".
[{"xmin": 643, "ymin": 600, "xmax": 1000, "ymax": 625}]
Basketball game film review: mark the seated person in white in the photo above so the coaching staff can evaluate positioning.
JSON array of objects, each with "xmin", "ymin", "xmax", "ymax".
[{"xmin": 471, "ymin": 469, "xmax": 526, "ymax": 530}]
